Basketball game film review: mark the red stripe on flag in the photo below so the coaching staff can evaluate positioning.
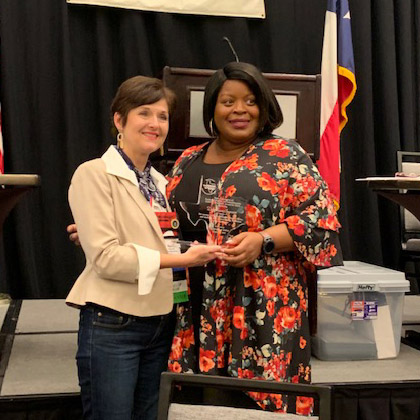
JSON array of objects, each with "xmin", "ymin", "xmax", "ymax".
[
  {"xmin": 318, "ymin": 1, "xmax": 356, "ymax": 208},
  {"xmin": 318, "ymin": 101, "xmax": 340, "ymax": 202}
]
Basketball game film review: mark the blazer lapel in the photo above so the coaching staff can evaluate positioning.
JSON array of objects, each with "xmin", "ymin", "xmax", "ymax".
[
  {"xmin": 102, "ymin": 146, "xmax": 166, "ymax": 246},
  {"xmin": 119, "ymin": 178, "xmax": 165, "ymax": 242}
]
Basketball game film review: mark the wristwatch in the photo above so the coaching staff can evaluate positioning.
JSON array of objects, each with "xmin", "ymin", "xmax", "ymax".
[{"xmin": 259, "ymin": 232, "xmax": 275, "ymax": 255}]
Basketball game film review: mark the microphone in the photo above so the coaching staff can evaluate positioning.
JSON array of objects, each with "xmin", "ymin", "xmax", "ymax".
[{"xmin": 222, "ymin": 37, "xmax": 240, "ymax": 62}]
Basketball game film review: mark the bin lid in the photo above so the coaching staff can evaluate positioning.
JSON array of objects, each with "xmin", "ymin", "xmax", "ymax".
[{"xmin": 317, "ymin": 261, "xmax": 410, "ymax": 293}]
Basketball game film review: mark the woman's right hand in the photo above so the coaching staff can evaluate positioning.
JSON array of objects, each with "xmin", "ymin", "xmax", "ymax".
[
  {"xmin": 67, "ymin": 223, "xmax": 80, "ymax": 246},
  {"xmin": 183, "ymin": 243, "xmax": 224, "ymax": 267}
]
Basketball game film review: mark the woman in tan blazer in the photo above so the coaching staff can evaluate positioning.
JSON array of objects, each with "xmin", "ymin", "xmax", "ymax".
[{"xmin": 66, "ymin": 76, "xmax": 221, "ymax": 420}]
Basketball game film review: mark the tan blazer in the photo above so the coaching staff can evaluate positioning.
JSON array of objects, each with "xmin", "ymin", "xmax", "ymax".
[{"xmin": 66, "ymin": 146, "xmax": 173, "ymax": 317}]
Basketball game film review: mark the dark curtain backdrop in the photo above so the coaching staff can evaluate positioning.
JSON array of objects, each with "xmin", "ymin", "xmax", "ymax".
[{"xmin": 0, "ymin": 0, "xmax": 418, "ymax": 298}]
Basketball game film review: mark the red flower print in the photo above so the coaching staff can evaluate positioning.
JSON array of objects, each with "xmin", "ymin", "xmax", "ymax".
[
  {"xmin": 244, "ymin": 267, "xmax": 260, "ymax": 290},
  {"xmin": 274, "ymin": 314, "xmax": 283, "ymax": 334},
  {"xmin": 270, "ymin": 393, "xmax": 284, "ymax": 410},
  {"xmin": 277, "ymin": 180, "xmax": 294, "ymax": 207},
  {"xmin": 277, "ymin": 285, "xmax": 289, "ymax": 305},
  {"xmin": 274, "ymin": 306, "xmax": 297, "ymax": 333},
  {"xmin": 263, "ymin": 139, "xmax": 290, "ymax": 158},
  {"xmin": 282, "ymin": 260, "xmax": 296, "ymax": 278},
  {"xmin": 266, "ymin": 300, "xmax": 275, "ymax": 317},
  {"xmin": 243, "ymin": 153, "xmax": 259, "ymax": 170},
  {"xmin": 262, "ymin": 275, "xmax": 277, "ymax": 299},
  {"xmin": 224, "ymin": 325, "xmax": 233, "ymax": 343},
  {"xmin": 300, "ymin": 336, "xmax": 307, "ymax": 349},
  {"xmin": 216, "ymin": 330, "xmax": 224, "ymax": 352},
  {"xmin": 181, "ymin": 143, "xmax": 207, "ymax": 158},
  {"xmin": 294, "ymin": 224, "xmax": 305, "ymax": 236},
  {"xmin": 308, "ymin": 243, "xmax": 338, "ymax": 266},
  {"xmin": 217, "ymin": 354, "xmax": 226, "ymax": 369},
  {"xmin": 318, "ymin": 214, "xmax": 341, "ymax": 230},
  {"xmin": 248, "ymin": 392, "xmax": 269, "ymax": 402},
  {"xmin": 245, "ymin": 204, "xmax": 262, "ymax": 230},
  {"xmin": 209, "ymin": 299, "xmax": 228, "ymax": 325},
  {"xmin": 296, "ymin": 396, "xmax": 314, "ymax": 416},
  {"xmin": 257, "ymin": 172, "xmax": 279, "ymax": 195},
  {"xmin": 280, "ymin": 276, "xmax": 290, "ymax": 287},
  {"xmin": 296, "ymin": 176, "xmax": 318, "ymax": 196},
  {"xmin": 201, "ymin": 320, "xmax": 213, "ymax": 333},
  {"xmin": 215, "ymin": 256, "xmax": 227, "ymax": 276},
  {"xmin": 263, "ymin": 353, "xmax": 289, "ymax": 381},
  {"xmin": 165, "ymin": 175, "xmax": 182, "ymax": 199},
  {"xmin": 233, "ymin": 306, "xmax": 245, "ymax": 330},
  {"xmin": 168, "ymin": 361, "xmax": 182, "ymax": 373},
  {"xmin": 238, "ymin": 368, "xmax": 255, "ymax": 379},
  {"xmin": 182, "ymin": 327, "xmax": 194, "ymax": 349},
  {"xmin": 279, "ymin": 207, "xmax": 286, "ymax": 221},
  {"xmin": 286, "ymin": 215, "xmax": 305, "ymax": 236},
  {"xmin": 225, "ymin": 159, "xmax": 244, "ymax": 174},
  {"xmin": 225, "ymin": 185, "xmax": 236, "ymax": 198},
  {"xmin": 240, "ymin": 327, "xmax": 249, "ymax": 340},
  {"xmin": 199, "ymin": 348, "xmax": 216, "ymax": 372},
  {"xmin": 170, "ymin": 336, "xmax": 183, "ymax": 360}
]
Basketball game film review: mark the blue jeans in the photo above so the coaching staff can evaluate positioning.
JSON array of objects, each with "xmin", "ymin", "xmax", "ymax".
[{"xmin": 76, "ymin": 304, "xmax": 175, "ymax": 420}]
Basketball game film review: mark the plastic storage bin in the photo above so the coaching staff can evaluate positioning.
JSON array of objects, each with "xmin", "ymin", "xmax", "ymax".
[{"xmin": 311, "ymin": 261, "xmax": 410, "ymax": 360}]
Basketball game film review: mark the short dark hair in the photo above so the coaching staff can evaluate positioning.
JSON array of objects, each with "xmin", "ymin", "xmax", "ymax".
[
  {"xmin": 111, "ymin": 76, "xmax": 176, "ymax": 127},
  {"xmin": 203, "ymin": 62, "xmax": 283, "ymax": 138}
]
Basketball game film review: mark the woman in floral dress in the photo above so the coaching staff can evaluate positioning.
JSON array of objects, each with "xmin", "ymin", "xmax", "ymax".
[{"xmin": 166, "ymin": 62, "xmax": 342, "ymax": 415}]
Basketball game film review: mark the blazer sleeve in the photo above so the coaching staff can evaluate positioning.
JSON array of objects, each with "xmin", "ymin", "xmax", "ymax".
[{"xmin": 68, "ymin": 161, "xmax": 161, "ymax": 287}]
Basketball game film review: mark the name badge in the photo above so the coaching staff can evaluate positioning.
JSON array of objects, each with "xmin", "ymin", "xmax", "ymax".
[
  {"xmin": 173, "ymin": 268, "xmax": 189, "ymax": 303},
  {"xmin": 155, "ymin": 211, "xmax": 180, "ymax": 234},
  {"xmin": 156, "ymin": 211, "xmax": 188, "ymax": 303}
]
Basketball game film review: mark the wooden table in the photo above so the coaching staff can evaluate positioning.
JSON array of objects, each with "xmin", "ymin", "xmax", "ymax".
[{"xmin": 358, "ymin": 177, "xmax": 420, "ymax": 220}]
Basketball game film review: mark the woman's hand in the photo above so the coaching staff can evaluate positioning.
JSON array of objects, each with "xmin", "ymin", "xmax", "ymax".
[
  {"xmin": 221, "ymin": 232, "xmax": 263, "ymax": 268},
  {"xmin": 183, "ymin": 243, "xmax": 224, "ymax": 267},
  {"xmin": 67, "ymin": 223, "xmax": 80, "ymax": 246}
]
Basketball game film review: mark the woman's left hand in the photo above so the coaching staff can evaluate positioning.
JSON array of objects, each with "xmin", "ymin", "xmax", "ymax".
[{"xmin": 221, "ymin": 232, "xmax": 263, "ymax": 268}]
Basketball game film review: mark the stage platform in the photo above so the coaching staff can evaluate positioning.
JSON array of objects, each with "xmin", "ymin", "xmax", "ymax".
[{"xmin": 0, "ymin": 298, "xmax": 419, "ymax": 419}]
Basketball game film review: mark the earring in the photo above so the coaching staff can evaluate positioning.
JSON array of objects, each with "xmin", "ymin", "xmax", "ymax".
[
  {"xmin": 210, "ymin": 119, "xmax": 217, "ymax": 138},
  {"xmin": 117, "ymin": 132, "xmax": 124, "ymax": 149}
]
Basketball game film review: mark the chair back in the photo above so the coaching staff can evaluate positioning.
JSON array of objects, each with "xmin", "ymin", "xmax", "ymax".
[
  {"xmin": 158, "ymin": 372, "xmax": 332, "ymax": 420},
  {"xmin": 397, "ymin": 151, "xmax": 420, "ymax": 251}
]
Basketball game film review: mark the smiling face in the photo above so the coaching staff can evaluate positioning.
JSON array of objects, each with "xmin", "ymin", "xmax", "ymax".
[
  {"xmin": 114, "ymin": 98, "xmax": 169, "ymax": 165},
  {"xmin": 213, "ymin": 79, "xmax": 260, "ymax": 146}
]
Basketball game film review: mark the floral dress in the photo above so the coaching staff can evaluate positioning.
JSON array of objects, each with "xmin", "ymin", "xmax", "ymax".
[{"xmin": 166, "ymin": 135, "xmax": 342, "ymax": 414}]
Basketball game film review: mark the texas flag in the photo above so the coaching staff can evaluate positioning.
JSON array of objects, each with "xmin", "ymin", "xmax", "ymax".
[{"xmin": 317, "ymin": 0, "xmax": 356, "ymax": 207}]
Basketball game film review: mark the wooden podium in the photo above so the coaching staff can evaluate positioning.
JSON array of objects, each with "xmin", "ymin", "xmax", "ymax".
[{"xmin": 0, "ymin": 175, "xmax": 40, "ymax": 233}]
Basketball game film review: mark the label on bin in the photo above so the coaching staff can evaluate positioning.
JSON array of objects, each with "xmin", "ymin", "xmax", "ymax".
[
  {"xmin": 355, "ymin": 283, "xmax": 377, "ymax": 292},
  {"xmin": 351, "ymin": 300, "xmax": 378, "ymax": 320},
  {"xmin": 351, "ymin": 301, "xmax": 364, "ymax": 320},
  {"xmin": 364, "ymin": 301, "xmax": 378, "ymax": 319}
]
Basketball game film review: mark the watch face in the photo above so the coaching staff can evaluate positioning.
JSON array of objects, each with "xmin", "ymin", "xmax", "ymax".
[{"xmin": 263, "ymin": 235, "xmax": 275, "ymax": 254}]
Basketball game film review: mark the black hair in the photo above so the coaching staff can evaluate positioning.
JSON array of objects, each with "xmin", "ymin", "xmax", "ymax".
[{"xmin": 203, "ymin": 62, "xmax": 283, "ymax": 137}]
